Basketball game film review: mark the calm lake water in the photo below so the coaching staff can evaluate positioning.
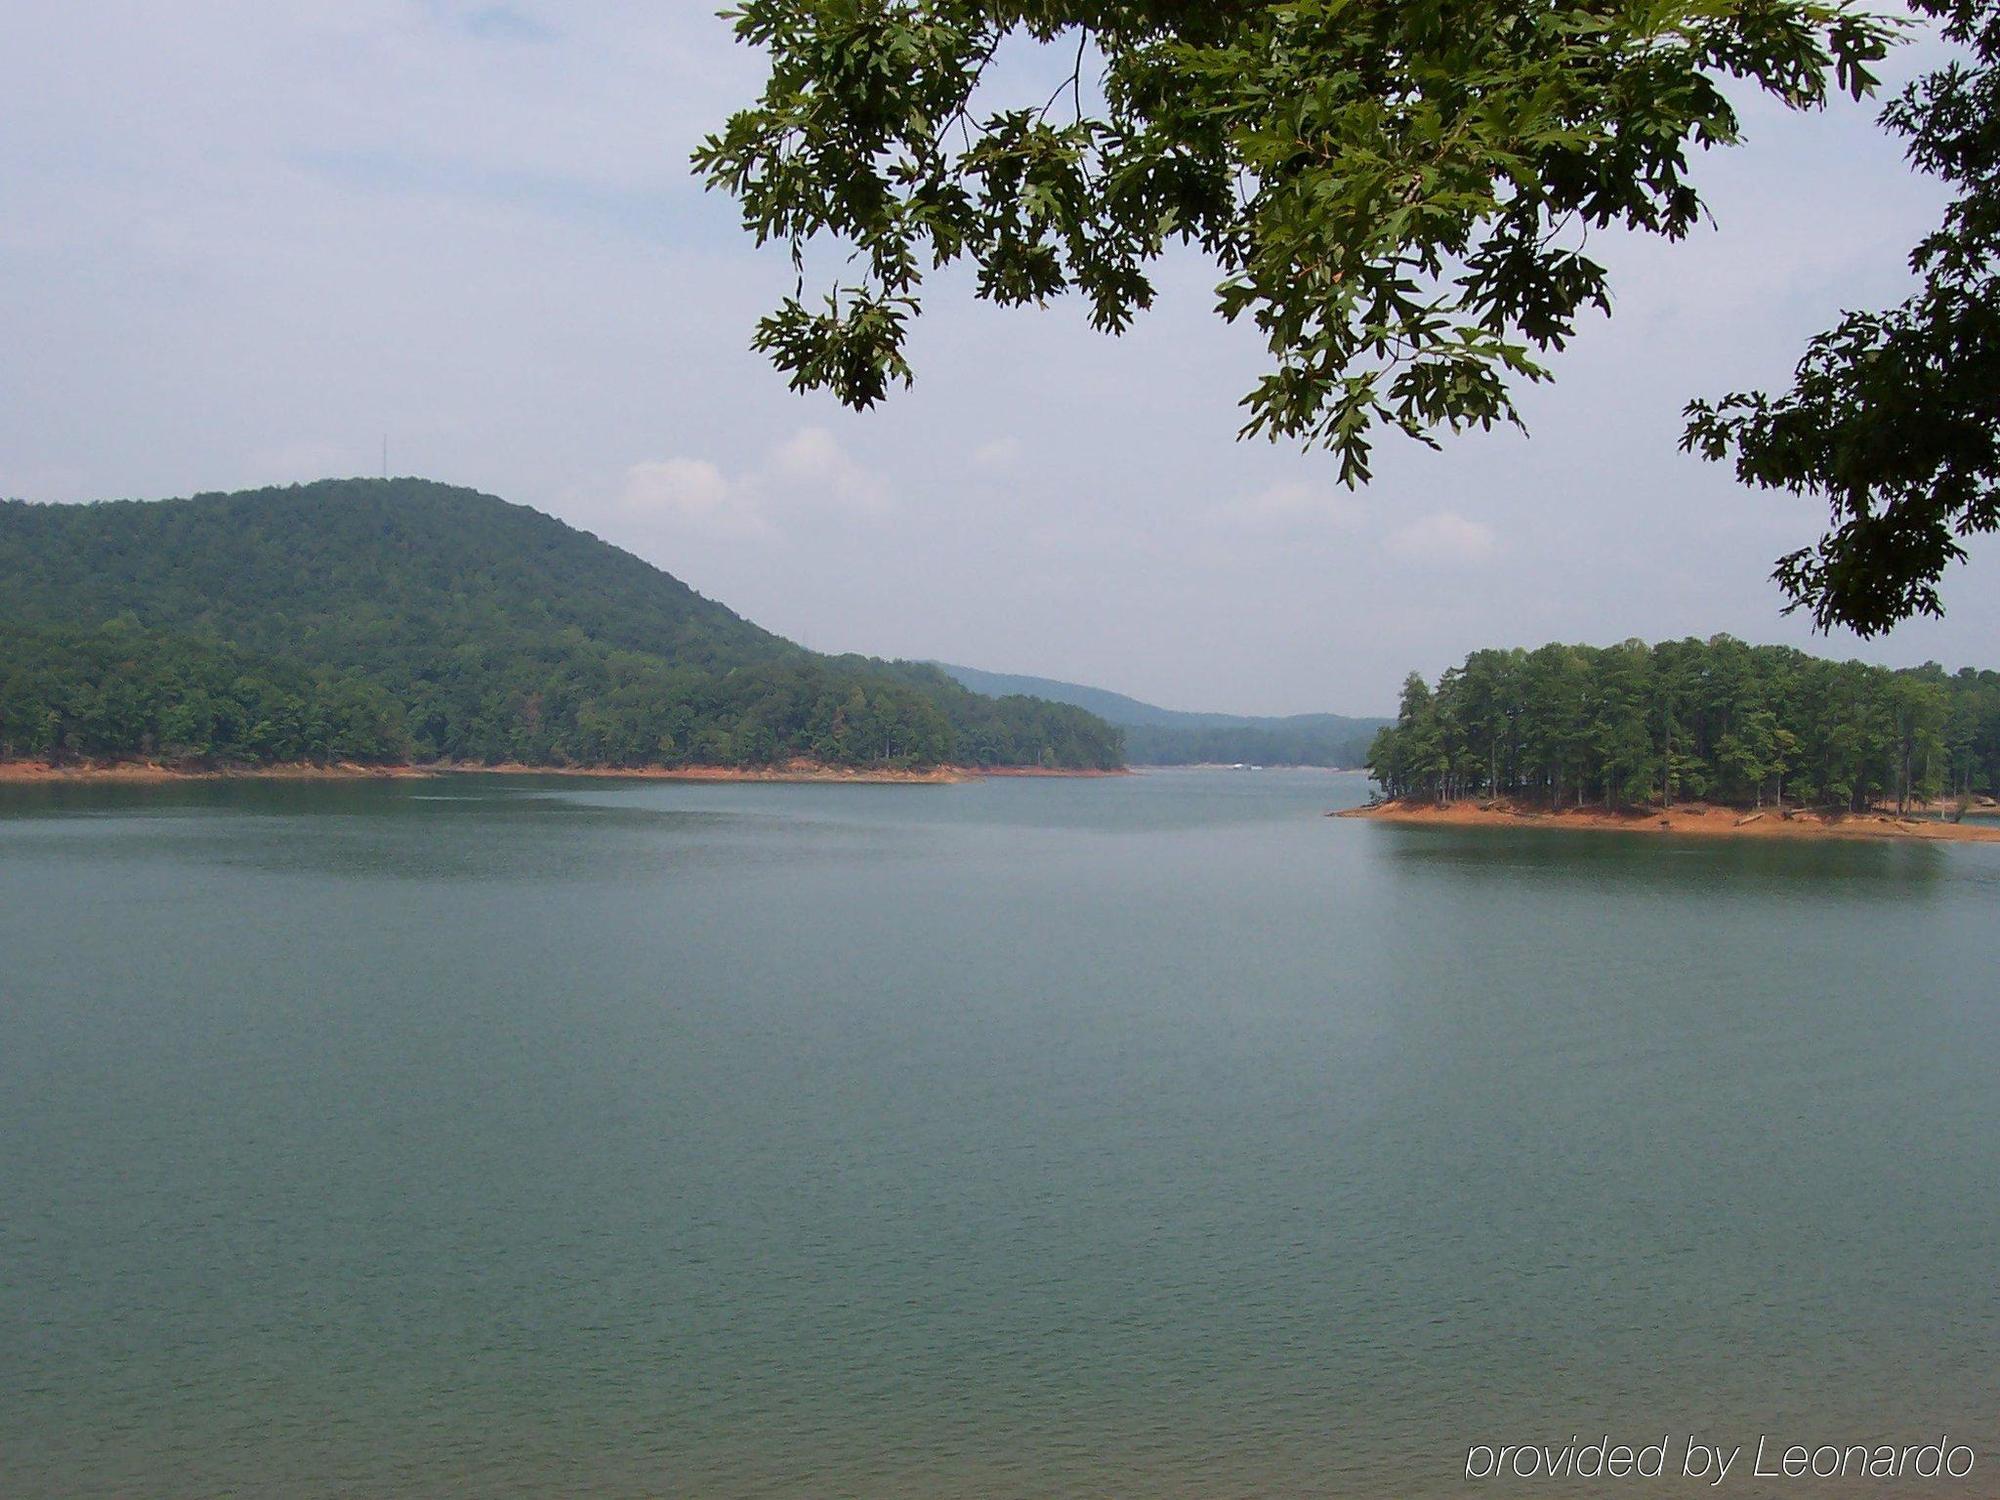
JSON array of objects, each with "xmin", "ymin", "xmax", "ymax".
[{"xmin": 3, "ymin": 769, "xmax": 1995, "ymax": 1498}]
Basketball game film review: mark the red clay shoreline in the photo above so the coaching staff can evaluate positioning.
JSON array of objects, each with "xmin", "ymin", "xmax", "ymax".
[
  {"xmin": 0, "ymin": 757, "xmax": 1130, "ymax": 787},
  {"xmin": 1340, "ymin": 796, "xmax": 2000, "ymax": 844}
]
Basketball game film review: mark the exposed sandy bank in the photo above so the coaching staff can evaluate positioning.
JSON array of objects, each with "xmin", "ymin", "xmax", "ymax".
[
  {"xmin": 0, "ymin": 759, "xmax": 428, "ymax": 785},
  {"xmin": 0, "ymin": 757, "xmax": 1126, "ymax": 787},
  {"xmin": 458, "ymin": 759, "xmax": 975, "ymax": 784},
  {"xmin": 1339, "ymin": 797, "xmax": 2000, "ymax": 844}
]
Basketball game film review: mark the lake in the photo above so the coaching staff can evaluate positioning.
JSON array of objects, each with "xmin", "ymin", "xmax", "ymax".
[{"xmin": 3, "ymin": 769, "xmax": 1994, "ymax": 1497}]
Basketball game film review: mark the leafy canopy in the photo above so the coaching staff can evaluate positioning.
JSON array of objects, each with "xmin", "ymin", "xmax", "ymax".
[
  {"xmin": 1685, "ymin": 0, "xmax": 2000, "ymax": 637},
  {"xmin": 1368, "ymin": 633, "xmax": 2000, "ymax": 813},
  {"xmin": 0, "ymin": 481, "xmax": 1126, "ymax": 772},
  {"xmin": 697, "ymin": 0, "xmax": 1891, "ymax": 483}
]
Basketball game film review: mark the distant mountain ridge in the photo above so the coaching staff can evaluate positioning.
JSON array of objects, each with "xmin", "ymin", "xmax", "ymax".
[
  {"xmin": 938, "ymin": 664, "xmax": 1387, "ymax": 767},
  {"xmin": 0, "ymin": 479, "xmax": 1123, "ymax": 772}
]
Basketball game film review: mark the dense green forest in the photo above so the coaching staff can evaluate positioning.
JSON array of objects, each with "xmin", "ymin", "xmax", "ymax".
[
  {"xmin": 1368, "ymin": 638, "xmax": 2000, "ymax": 814},
  {"xmin": 0, "ymin": 480, "xmax": 1123, "ymax": 771},
  {"xmin": 940, "ymin": 663, "xmax": 1386, "ymax": 766},
  {"xmin": 0, "ymin": 622, "xmax": 411, "ymax": 766}
]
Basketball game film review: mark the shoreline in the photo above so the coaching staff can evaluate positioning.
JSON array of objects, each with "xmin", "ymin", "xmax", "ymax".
[
  {"xmin": 969, "ymin": 764, "xmax": 1130, "ymax": 779},
  {"xmin": 0, "ymin": 758, "xmax": 1129, "ymax": 787},
  {"xmin": 1134, "ymin": 762, "xmax": 1366, "ymax": 772},
  {"xmin": 1339, "ymin": 797, "xmax": 2000, "ymax": 844}
]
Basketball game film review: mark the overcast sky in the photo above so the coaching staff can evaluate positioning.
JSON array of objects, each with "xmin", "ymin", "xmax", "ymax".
[{"xmin": 4, "ymin": 2, "xmax": 1993, "ymax": 715}]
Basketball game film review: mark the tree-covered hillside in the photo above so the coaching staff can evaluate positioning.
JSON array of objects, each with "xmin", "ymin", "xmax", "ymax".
[
  {"xmin": 0, "ymin": 480, "xmax": 1123, "ymax": 772},
  {"xmin": 1120, "ymin": 719, "xmax": 1382, "ymax": 769},
  {"xmin": 938, "ymin": 664, "xmax": 1386, "ymax": 766},
  {"xmin": 1369, "ymin": 637, "xmax": 2000, "ymax": 814},
  {"xmin": 0, "ymin": 478, "xmax": 788, "ymax": 674}
]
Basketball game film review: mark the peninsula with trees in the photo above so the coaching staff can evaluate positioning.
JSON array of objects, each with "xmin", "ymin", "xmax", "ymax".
[
  {"xmin": 0, "ymin": 479, "xmax": 1124, "ymax": 779},
  {"xmin": 1353, "ymin": 637, "xmax": 2000, "ymax": 841}
]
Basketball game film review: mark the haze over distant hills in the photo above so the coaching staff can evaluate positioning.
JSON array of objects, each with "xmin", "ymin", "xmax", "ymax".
[
  {"xmin": 938, "ymin": 665, "xmax": 1387, "ymax": 767},
  {"xmin": 0, "ymin": 479, "xmax": 1123, "ymax": 772}
]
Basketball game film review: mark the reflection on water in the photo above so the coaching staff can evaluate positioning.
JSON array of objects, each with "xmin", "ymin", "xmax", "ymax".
[
  {"xmin": 2, "ymin": 770, "xmax": 1994, "ymax": 1499},
  {"xmin": 0, "ymin": 777, "xmax": 916, "ymax": 884},
  {"xmin": 1374, "ymin": 820, "xmax": 1954, "ymax": 891}
]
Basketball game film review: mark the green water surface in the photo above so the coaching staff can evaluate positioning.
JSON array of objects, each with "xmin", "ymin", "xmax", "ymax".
[{"xmin": 2, "ymin": 770, "xmax": 1993, "ymax": 1497}]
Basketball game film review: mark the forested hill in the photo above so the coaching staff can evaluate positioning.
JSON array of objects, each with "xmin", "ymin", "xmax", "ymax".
[
  {"xmin": 939, "ymin": 663, "xmax": 1386, "ymax": 767},
  {"xmin": 0, "ymin": 478, "xmax": 788, "ymax": 672},
  {"xmin": 1369, "ymin": 637, "xmax": 2000, "ymax": 815},
  {"xmin": 0, "ymin": 479, "xmax": 1123, "ymax": 772}
]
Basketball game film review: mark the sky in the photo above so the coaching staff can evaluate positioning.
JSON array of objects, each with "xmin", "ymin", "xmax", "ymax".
[{"xmin": 3, "ymin": 2, "xmax": 1994, "ymax": 716}]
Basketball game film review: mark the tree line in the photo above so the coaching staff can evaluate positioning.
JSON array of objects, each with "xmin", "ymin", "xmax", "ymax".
[
  {"xmin": 0, "ymin": 622, "xmax": 1124, "ymax": 773},
  {"xmin": 0, "ymin": 624, "xmax": 1128, "ymax": 776},
  {"xmin": 1367, "ymin": 637, "xmax": 2000, "ymax": 815}
]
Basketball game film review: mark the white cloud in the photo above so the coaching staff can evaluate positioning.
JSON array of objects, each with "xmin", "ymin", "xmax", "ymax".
[
  {"xmin": 604, "ymin": 427, "xmax": 891, "ymax": 545},
  {"xmin": 618, "ymin": 456, "xmax": 771, "ymax": 539},
  {"xmin": 1382, "ymin": 510, "xmax": 1500, "ymax": 565},
  {"xmin": 1214, "ymin": 479, "xmax": 1364, "ymax": 529},
  {"xmin": 769, "ymin": 426, "xmax": 891, "ymax": 516}
]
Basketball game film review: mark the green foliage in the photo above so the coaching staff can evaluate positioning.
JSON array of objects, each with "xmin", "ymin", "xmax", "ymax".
[
  {"xmin": 870, "ymin": 658, "xmax": 1129, "ymax": 767},
  {"xmin": 1368, "ymin": 635, "xmax": 1997, "ymax": 813},
  {"xmin": 0, "ymin": 621, "xmax": 407, "ymax": 767},
  {"xmin": 1684, "ymin": 0, "xmax": 2000, "ymax": 635},
  {"xmin": 698, "ymin": 0, "xmax": 1891, "ymax": 483},
  {"xmin": 1121, "ymin": 720, "xmax": 1382, "ymax": 768},
  {"xmin": 0, "ymin": 477, "xmax": 789, "ymax": 675},
  {"xmin": 0, "ymin": 480, "xmax": 1123, "ymax": 772}
]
